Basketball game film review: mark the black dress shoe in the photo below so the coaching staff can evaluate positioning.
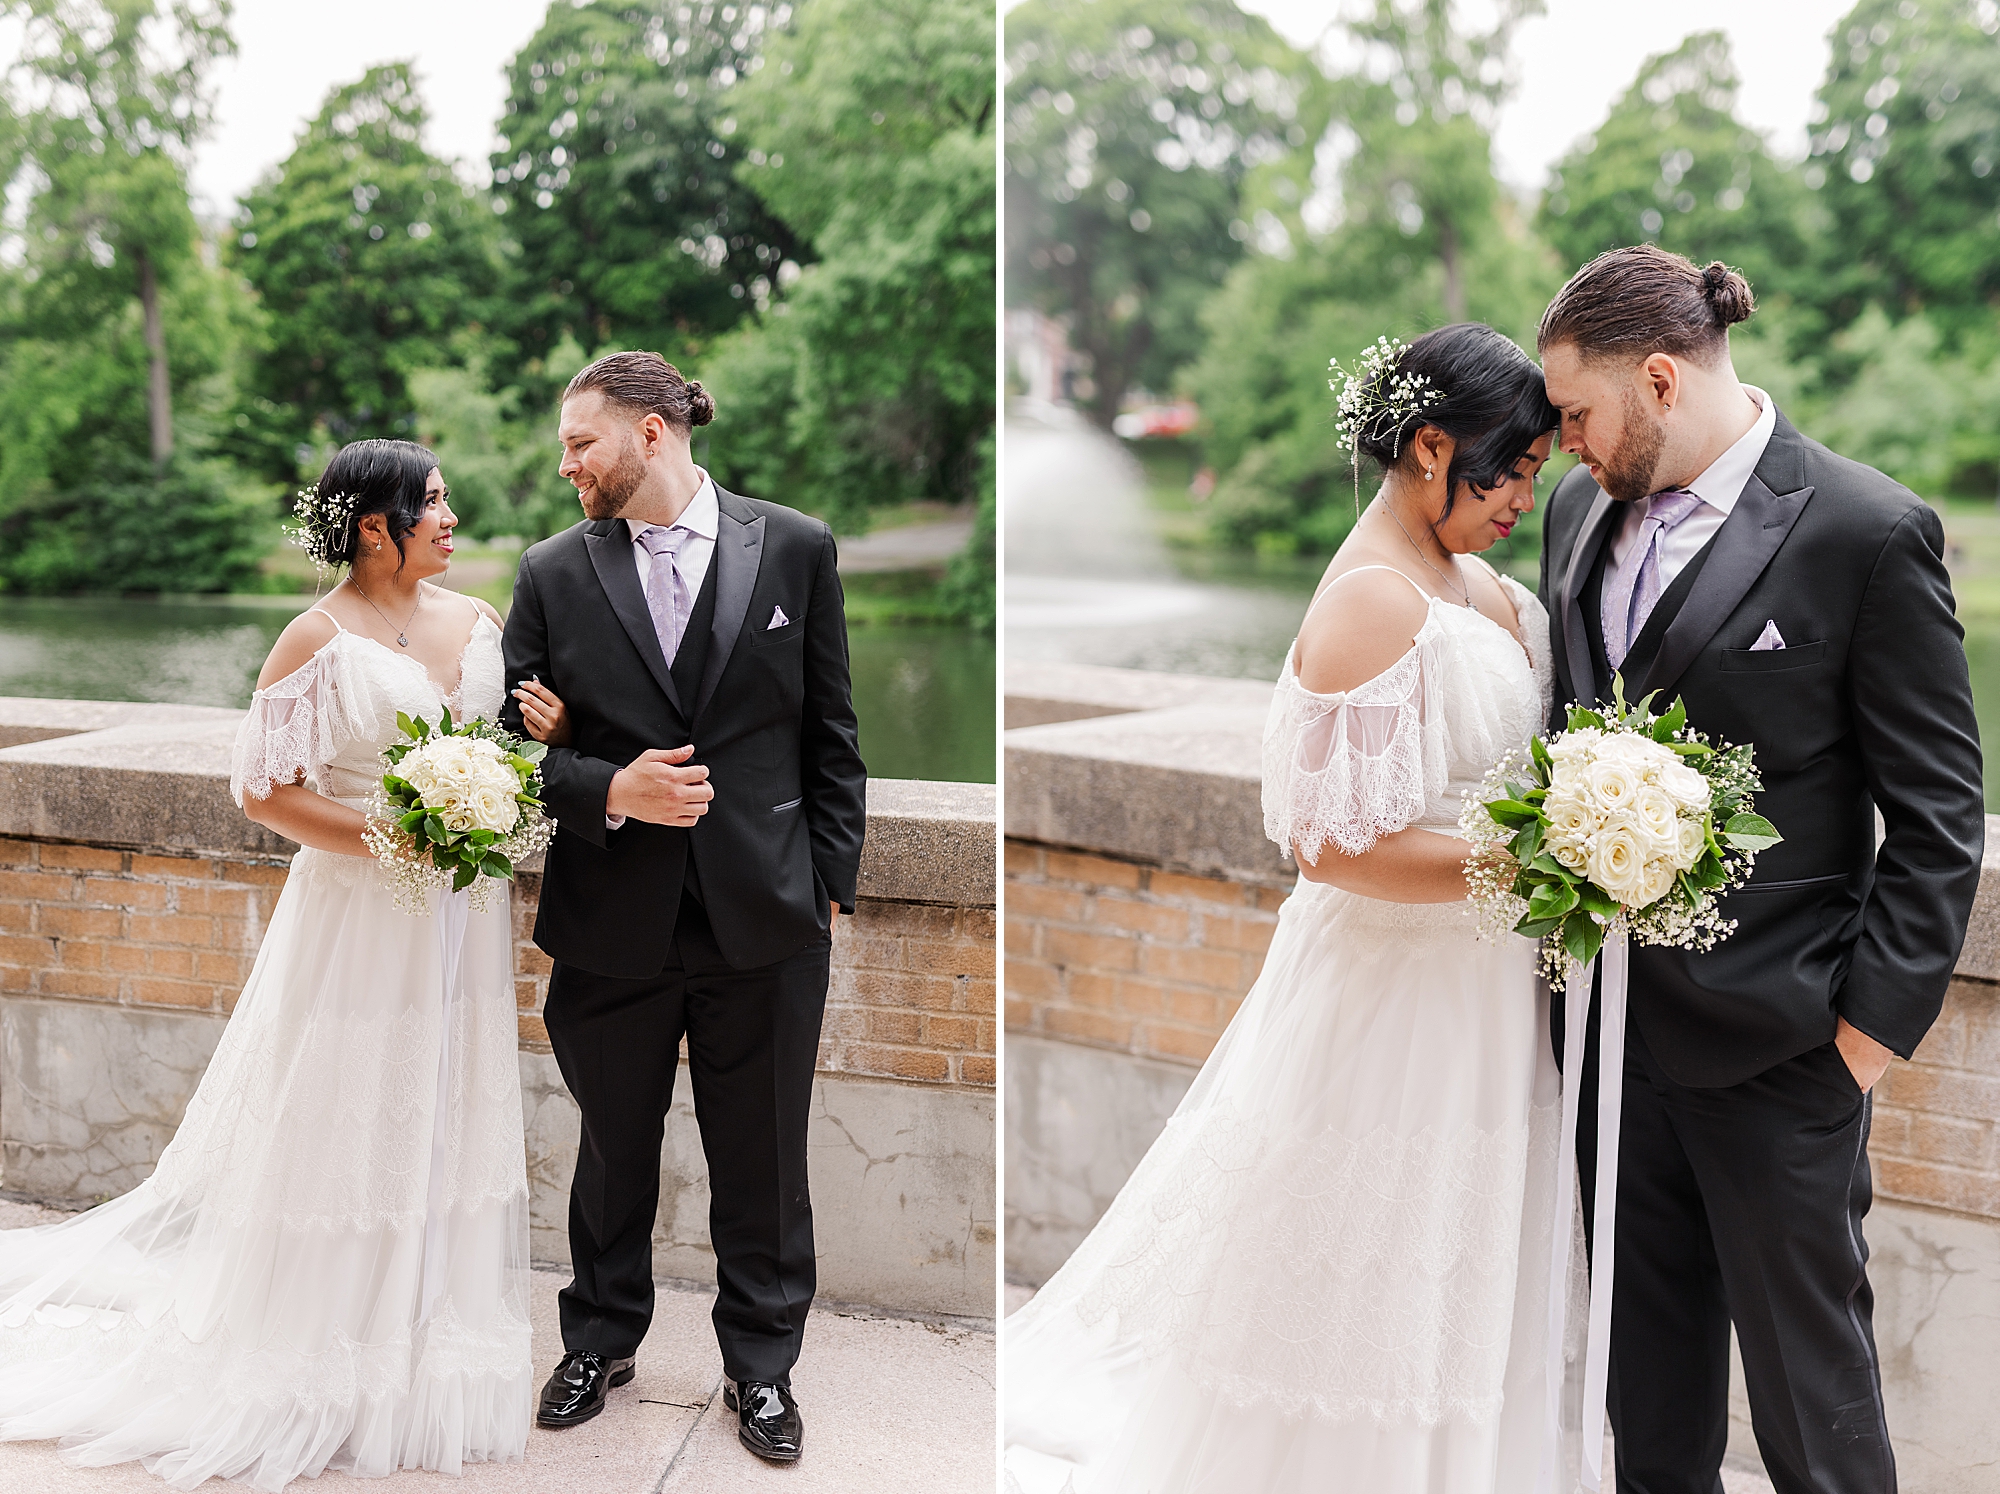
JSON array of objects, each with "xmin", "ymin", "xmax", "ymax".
[
  {"xmin": 723, "ymin": 1377, "xmax": 803, "ymax": 1462},
  {"xmin": 537, "ymin": 1350, "xmax": 636, "ymax": 1427}
]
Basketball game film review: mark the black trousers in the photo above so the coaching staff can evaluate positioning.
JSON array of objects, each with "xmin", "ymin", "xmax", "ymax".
[
  {"xmin": 1569, "ymin": 996, "xmax": 1893, "ymax": 1494},
  {"xmin": 543, "ymin": 893, "xmax": 830, "ymax": 1384}
]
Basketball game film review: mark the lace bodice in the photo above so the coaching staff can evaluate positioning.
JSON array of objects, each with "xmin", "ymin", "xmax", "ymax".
[
  {"xmin": 230, "ymin": 610, "xmax": 507, "ymax": 806},
  {"xmin": 1262, "ymin": 572, "xmax": 1551, "ymax": 862}
]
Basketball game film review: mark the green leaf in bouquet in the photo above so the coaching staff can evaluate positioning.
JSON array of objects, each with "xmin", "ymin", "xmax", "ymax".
[
  {"xmin": 1508, "ymin": 818, "xmax": 1545, "ymax": 865},
  {"xmin": 1486, "ymin": 799, "xmax": 1541, "ymax": 829},
  {"xmin": 466, "ymin": 829, "xmax": 497, "ymax": 847},
  {"xmin": 1576, "ymin": 883, "xmax": 1620, "ymax": 917},
  {"xmin": 518, "ymin": 741, "xmax": 547, "ymax": 764},
  {"xmin": 396, "ymin": 711, "xmax": 418, "ymax": 740},
  {"xmin": 1652, "ymin": 697, "xmax": 1688, "ymax": 742},
  {"xmin": 424, "ymin": 814, "xmax": 446, "ymax": 843},
  {"xmin": 441, "ymin": 705, "xmax": 455, "ymax": 731},
  {"xmin": 1529, "ymin": 854, "xmax": 1569, "ymax": 879},
  {"xmin": 1529, "ymin": 735, "xmax": 1553, "ymax": 783},
  {"xmin": 399, "ymin": 809, "xmax": 427, "ymax": 833},
  {"xmin": 1516, "ymin": 914, "xmax": 1567, "ymax": 940},
  {"xmin": 1562, "ymin": 911, "xmax": 1607, "ymax": 966},
  {"xmin": 431, "ymin": 844, "xmax": 455, "ymax": 870},
  {"xmin": 1528, "ymin": 880, "xmax": 1580, "ymax": 922},
  {"xmin": 482, "ymin": 853, "xmax": 514, "ymax": 879},
  {"xmin": 1722, "ymin": 813, "xmax": 1783, "ymax": 852},
  {"xmin": 1567, "ymin": 705, "xmax": 1607, "ymax": 732},
  {"xmin": 452, "ymin": 861, "xmax": 476, "ymax": 892}
]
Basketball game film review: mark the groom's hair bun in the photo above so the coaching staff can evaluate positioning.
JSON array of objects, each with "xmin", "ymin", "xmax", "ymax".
[
  {"xmin": 564, "ymin": 350, "xmax": 716, "ymax": 434},
  {"xmin": 1539, "ymin": 245, "xmax": 1755, "ymax": 365}
]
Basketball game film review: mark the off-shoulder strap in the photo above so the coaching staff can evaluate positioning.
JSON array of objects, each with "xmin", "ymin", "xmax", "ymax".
[
  {"xmin": 1299, "ymin": 563, "xmax": 1434, "ymax": 631},
  {"xmin": 308, "ymin": 605, "xmax": 346, "ymax": 633}
]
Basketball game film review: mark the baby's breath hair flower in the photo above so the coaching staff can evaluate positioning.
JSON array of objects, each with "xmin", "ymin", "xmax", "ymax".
[
  {"xmin": 1328, "ymin": 334, "xmax": 1436, "ymax": 515},
  {"xmin": 283, "ymin": 483, "xmax": 360, "ymax": 574}
]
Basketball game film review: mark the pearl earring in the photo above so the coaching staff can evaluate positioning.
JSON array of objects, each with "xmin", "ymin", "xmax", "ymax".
[{"xmin": 1424, "ymin": 467, "xmax": 1435, "ymax": 481}]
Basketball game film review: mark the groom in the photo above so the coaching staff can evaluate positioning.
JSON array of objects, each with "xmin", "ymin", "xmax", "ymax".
[
  {"xmin": 501, "ymin": 351, "xmax": 866, "ymax": 1462},
  {"xmin": 1536, "ymin": 246, "xmax": 1983, "ymax": 1494}
]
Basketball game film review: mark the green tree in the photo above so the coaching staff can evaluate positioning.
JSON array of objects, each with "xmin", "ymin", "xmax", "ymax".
[
  {"xmin": 700, "ymin": 0, "xmax": 994, "ymax": 539},
  {"xmin": 1004, "ymin": 0, "xmax": 1322, "ymax": 427},
  {"xmin": 1, "ymin": 0, "xmax": 236, "ymax": 464},
  {"xmin": 1179, "ymin": 0, "xmax": 1553, "ymax": 556},
  {"xmin": 488, "ymin": 0, "xmax": 802, "ymax": 379},
  {"xmin": 1806, "ymin": 0, "xmax": 2000, "ymax": 337},
  {"xmin": 231, "ymin": 64, "xmax": 501, "ymax": 473},
  {"xmin": 1538, "ymin": 32, "xmax": 1813, "ymax": 305}
]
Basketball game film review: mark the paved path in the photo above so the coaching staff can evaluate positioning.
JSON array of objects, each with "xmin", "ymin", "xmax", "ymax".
[
  {"xmin": 0, "ymin": 1204, "xmax": 993, "ymax": 1494},
  {"xmin": 832, "ymin": 517, "xmax": 974, "ymax": 573}
]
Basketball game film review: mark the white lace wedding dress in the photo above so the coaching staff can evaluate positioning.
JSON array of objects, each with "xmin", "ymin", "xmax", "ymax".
[
  {"xmin": 1005, "ymin": 568, "xmax": 1578, "ymax": 1494},
  {"xmin": 0, "ymin": 606, "xmax": 533, "ymax": 1489}
]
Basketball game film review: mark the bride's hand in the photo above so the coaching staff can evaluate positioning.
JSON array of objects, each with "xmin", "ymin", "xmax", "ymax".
[{"xmin": 513, "ymin": 677, "xmax": 573, "ymax": 746}]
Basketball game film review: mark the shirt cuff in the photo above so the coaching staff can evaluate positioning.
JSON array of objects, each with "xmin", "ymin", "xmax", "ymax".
[{"xmin": 605, "ymin": 814, "xmax": 626, "ymax": 831}]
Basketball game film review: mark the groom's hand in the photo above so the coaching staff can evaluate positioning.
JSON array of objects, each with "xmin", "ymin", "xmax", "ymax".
[
  {"xmin": 607, "ymin": 745, "xmax": 713, "ymax": 827},
  {"xmin": 1835, "ymin": 1016, "xmax": 1895, "ymax": 1094}
]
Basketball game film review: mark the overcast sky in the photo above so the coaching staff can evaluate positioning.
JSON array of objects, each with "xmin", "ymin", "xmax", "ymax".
[{"xmin": 21, "ymin": 1, "xmax": 1859, "ymax": 216}]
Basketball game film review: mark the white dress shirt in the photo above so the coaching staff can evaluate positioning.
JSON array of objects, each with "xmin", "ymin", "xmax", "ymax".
[
  {"xmin": 1605, "ymin": 386, "xmax": 1777, "ymax": 595},
  {"xmin": 626, "ymin": 469, "xmax": 720, "ymax": 613}
]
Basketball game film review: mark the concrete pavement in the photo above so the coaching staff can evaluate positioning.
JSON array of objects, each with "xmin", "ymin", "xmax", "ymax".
[{"xmin": 0, "ymin": 1203, "xmax": 994, "ymax": 1494}]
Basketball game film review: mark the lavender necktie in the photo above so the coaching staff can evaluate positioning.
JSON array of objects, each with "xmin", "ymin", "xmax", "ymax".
[
  {"xmin": 635, "ymin": 524, "xmax": 695, "ymax": 664},
  {"xmin": 1603, "ymin": 489, "xmax": 1704, "ymax": 670}
]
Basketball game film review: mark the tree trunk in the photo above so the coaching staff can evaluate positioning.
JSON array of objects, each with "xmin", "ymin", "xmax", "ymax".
[
  {"xmin": 138, "ymin": 249, "xmax": 172, "ymax": 466},
  {"xmin": 1440, "ymin": 220, "xmax": 1465, "ymax": 323}
]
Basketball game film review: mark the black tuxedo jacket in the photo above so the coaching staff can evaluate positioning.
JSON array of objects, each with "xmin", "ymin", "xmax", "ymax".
[
  {"xmin": 501, "ymin": 485, "xmax": 867, "ymax": 977},
  {"xmin": 1538, "ymin": 410, "xmax": 1983, "ymax": 1085}
]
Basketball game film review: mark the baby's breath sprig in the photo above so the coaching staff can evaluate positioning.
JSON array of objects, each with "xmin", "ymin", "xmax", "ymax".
[
  {"xmin": 1328, "ymin": 334, "xmax": 1436, "ymax": 516},
  {"xmin": 283, "ymin": 484, "xmax": 360, "ymax": 575}
]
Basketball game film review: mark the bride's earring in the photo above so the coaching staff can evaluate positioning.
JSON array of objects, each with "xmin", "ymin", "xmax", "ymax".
[{"xmin": 1424, "ymin": 467, "xmax": 1435, "ymax": 481}]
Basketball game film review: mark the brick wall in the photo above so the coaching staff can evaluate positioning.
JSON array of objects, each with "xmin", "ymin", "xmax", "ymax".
[
  {"xmin": 1003, "ymin": 840, "xmax": 1285, "ymax": 1066},
  {"xmin": 1005, "ymin": 834, "xmax": 2000, "ymax": 1224},
  {"xmin": 1872, "ymin": 975, "xmax": 2000, "ymax": 1218},
  {"xmin": 4, "ymin": 837, "xmax": 994, "ymax": 1092}
]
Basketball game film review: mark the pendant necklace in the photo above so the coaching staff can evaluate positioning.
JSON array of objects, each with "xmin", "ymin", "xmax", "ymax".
[
  {"xmin": 352, "ymin": 577, "xmax": 424, "ymax": 648},
  {"xmin": 1382, "ymin": 498, "xmax": 1477, "ymax": 613}
]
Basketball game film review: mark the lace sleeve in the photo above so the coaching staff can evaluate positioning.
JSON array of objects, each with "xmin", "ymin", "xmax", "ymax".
[
  {"xmin": 229, "ymin": 649, "xmax": 341, "ymax": 806},
  {"xmin": 1260, "ymin": 633, "xmax": 1450, "ymax": 863}
]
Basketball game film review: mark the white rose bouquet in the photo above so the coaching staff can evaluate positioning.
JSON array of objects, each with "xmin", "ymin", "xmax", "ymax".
[
  {"xmin": 1460, "ymin": 677, "xmax": 1782, "ymax": 986},
  {"xmin": 360, "ymin": 709, "xmax": 557, "ymax": 915}
]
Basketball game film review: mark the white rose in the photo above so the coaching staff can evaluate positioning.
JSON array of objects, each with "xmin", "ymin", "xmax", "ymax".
[
  {"xmin": 1543, "ymin": 789, "xmax": 1596, "ymax": 847},
  {"xmin": 469, "ymin": 784, "xmax": 520, "ymax": 834},
  {"xmin": 1659, "ymin": 760, "xmax": 1711, "ymax": 810},
  {"xmin": 1584, "ymin": 758, "xmax": 1641, "ymax": 814},
  {"xmin": 1630, "ymin": 855, "xmax": 1678, "ymax": 909},
  {"xmin": 440, "ymin": 805, "xmax": 477, "ymax": 833},
  {"xmin": 1632, "ymin": 786, "xmax": 1680, "ymax": 850},
  {"xmin": 1676, "ymin": 815, "xmax": 1710, "ymax": 868},
  {"xmin": 1553, "ymin": 841, "xmax": 1588, "ymax": 872},
  {"xmin": 1587, "ymin": 822, "xmax": 1647, "ymax": 902}
]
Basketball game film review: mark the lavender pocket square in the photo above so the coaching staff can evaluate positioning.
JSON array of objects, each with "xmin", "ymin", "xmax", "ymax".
[
  {"xmin": 768, "ymin": 605, "xmax": 791, "ymax": 629},
  {"xmin": 1750, "ymin": 620, "xmax": 1786, "ymax": 652}
]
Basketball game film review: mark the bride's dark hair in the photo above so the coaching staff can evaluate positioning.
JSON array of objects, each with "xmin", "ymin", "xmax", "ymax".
[
  {"xmin": 305, "ymin": 438, "xmax": 441, "ymax": 572},
  {"xmin": 1352, "ymin": 323, "xmax": 1558, "ymax": 518}
]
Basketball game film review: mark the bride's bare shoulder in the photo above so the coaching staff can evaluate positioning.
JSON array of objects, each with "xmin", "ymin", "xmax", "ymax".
[
  {"xmin": 1292, "ymin": 562, "xmax": 1433, "ymax": 697},
  {"xmin": 257, "ymin": 607, "xmax": 342, "ymax": 690}
]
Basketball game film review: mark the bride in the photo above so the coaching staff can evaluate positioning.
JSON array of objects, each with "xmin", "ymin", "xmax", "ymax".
[
  {"xmin": 1005, "ymin": 324, "xmax": 1572, "ymax": 1493},
  {"xmin": 0, "ymin": 439, "xmax": 548, "ymax": 1489}
]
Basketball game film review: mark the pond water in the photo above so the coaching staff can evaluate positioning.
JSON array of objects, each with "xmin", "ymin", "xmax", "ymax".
[
  {"xmin": 1006, "ymin": 417, "xmax": 2000, "ymax": 811},
  {"xmin": 0, "ymin": 595, "xmax": 994, "ymax": 786}
]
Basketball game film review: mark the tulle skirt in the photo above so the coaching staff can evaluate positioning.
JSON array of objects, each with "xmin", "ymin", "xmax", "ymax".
[
  {"xmin": 0, "ymin": 844, "xmax": 534, "ymax": 1489},
  {"xmin": 1004, "ymin": 878, "xmax": 1579, "ymax": 1494}
]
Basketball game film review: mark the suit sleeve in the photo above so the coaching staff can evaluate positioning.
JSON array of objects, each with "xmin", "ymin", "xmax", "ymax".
[
  {"xmin": 800, "ymin": 526, "xmax": 868, "ymax": 912},
  {"xmin": 1838, "ymin": 503, "xmax": 1986, "ymax": 1057},
  {"xmin": 501, "ymin": 550, "xmax": 620, "ymax": 851}
]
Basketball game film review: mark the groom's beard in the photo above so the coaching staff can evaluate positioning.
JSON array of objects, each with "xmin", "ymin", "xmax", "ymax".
[
  {"xmin": 579, "ymin": 440, "xmax": 647, "ymax": 519},
  {"xmin": 1591, "ymin": 388, "xmax": 1668, "ymax": 502}
]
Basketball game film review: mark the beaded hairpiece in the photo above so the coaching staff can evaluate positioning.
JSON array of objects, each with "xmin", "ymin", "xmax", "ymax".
[
  {"xmin": 1328, "ymin": 334, "xmax": 1435, "ymax": 515},
  {"xmin": 284, "ymin": 484, "xmax": 360, "ymax": 573}
]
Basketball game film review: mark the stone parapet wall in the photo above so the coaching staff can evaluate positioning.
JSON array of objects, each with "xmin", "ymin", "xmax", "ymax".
[{"xmin": 0, "ymin": 697, "xmax": 996, "ymax": 1318}]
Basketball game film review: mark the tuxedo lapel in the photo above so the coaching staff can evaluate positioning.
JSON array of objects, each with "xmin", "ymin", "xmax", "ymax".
[
  {"xmin": 1560, "ymin": 484, "xmax": 1621, "ymax": 705},
  {"xmin": 1634, "ymin": 419, "xmax": 1816, "ymax": 699},
  {"xmin": 584, "ymin": 519, "xmax": 684, "ymax": 717},
  {"xmin": 693, "ymin": 487, "xmax": 766, "ymax": 725}
]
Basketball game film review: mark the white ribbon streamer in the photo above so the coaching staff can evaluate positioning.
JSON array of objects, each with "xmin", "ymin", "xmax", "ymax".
[
  {"xmin": 418, "ymin": 887, "xmax": 472, "ymax": 1324},
  {"xmin": 1541, "ymin": 924, "xmax": 1629, "ymax": 1493}
]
